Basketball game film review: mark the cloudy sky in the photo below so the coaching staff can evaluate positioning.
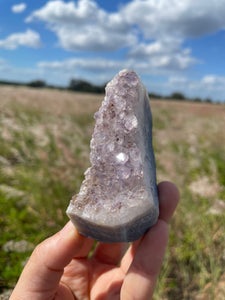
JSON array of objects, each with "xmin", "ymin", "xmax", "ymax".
[{"xmin": 0, "ymin": 0, "xmax": 225, "ymax": 101}]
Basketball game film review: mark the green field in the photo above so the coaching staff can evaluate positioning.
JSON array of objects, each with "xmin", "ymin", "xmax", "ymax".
[{"xmin": 0, "ymin": 85, "xmax": 225, "ymax": 299}]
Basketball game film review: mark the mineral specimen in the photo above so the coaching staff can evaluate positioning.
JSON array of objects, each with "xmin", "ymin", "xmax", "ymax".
[{"xmin": 66, "ymin": 69, "xmax": 159, "ymax": 243}]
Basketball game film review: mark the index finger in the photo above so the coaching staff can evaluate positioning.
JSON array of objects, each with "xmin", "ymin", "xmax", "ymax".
[
  {"xmin": 158, "ymin": 181, "xmax": 180, "ymax": 223},
  {"xmin": 10, "ymin": 221, "xmax": 94, "ymax": 299},
  {"xmin": 120, "ymin": 181, "xmax": 179, "ymax": 299},
  {"xmin": 120, "ymin": 181, "xmax": 179, "ymax": 273}
]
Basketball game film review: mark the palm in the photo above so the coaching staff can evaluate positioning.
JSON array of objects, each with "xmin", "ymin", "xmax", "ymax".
[
  {"xmin": 63, "ymin": 258, "xmax": 123, "ymax": 299},
  {"xmin": 56, "ymin": 181, "xmax": 179, "ymax": 300},
  {"xmin": 61, "ymin": 242, "xmax": 132, "ymax": 300},
  {"xmin": 10, "ymin": 182, "xmax": 179, "ymax": 300}
]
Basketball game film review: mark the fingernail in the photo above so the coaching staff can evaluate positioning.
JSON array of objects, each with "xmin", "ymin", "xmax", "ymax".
[{"xmin": 60, "ymin": 221, "xmax": 76, "ymax": 238}]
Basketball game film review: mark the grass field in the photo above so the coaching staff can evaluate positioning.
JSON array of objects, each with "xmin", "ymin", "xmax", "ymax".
[{"xmin": 0, "ymin": 85, "xmax": 225, "ymax": 299}]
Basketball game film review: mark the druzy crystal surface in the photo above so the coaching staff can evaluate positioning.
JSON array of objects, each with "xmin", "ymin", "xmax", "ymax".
[{"xmin": 66, "ymin": 69, "xmax": 159, "ymax": 243}]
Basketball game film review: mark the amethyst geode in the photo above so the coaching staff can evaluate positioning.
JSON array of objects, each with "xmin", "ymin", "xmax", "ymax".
[{"xmin": 66, "ymin": 69, "xmax": 159, "ymax": 243}]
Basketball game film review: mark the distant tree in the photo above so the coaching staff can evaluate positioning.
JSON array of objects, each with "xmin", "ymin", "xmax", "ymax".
[
  {"xmin": 170, "ymin": 92, "xmax": 186, "ymax": 100},
  {"xmin": 193, "ymin": 97, "xmax": 202, "ymax": 103},
  {"xmin": 0, "ymin": 80, "xmax": 23, "ymax": 86},
  {"xmin": 68, "ymin": 79, "xmax": 105, "ymax": 94},
  {"xmin": 27, "ymin": 80, "xmax": 46, "ymax": 88},
  {"xmin": 149, "ymin": 92, "xmax": 162, "ymax": 99},
  {"xmin": 205, "ymin": 98, "xmax": 212, "ymax": 103}
]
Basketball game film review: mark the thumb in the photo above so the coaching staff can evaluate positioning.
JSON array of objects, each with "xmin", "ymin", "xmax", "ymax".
[{"xmin": 10, "ymin": 221, "xmax": 91, "ymax": 300}]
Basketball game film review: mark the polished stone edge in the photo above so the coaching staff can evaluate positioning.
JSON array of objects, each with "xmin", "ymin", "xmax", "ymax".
[{"xmin": 66, "ymin": 204, "xmax": 158, "ymax": 243}]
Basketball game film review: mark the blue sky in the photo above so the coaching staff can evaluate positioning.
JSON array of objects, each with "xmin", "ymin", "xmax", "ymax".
[{"xmin": 0, "ymin": 0, "xmax": 225, "ymax": 101}]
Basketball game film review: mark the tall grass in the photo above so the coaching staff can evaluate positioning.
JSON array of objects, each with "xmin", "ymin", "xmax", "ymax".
[{"xmin": 0, "ymin": 85, "xmax": 224, "ymax": 298}]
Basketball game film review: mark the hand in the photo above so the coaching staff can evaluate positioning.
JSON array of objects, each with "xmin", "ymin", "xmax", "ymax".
[{"xmin": 10, "ymin": 181, "xmax": 179, "ymax": 300}]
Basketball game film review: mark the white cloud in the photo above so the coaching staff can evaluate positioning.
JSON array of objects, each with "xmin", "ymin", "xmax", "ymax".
[
  {"xmin": 26, "ymin": 0, "xmax": 98, "ymax": 24},
  {"xmin": 128, "ymin": 38, "xmax": 199, "ymax": 70},
  {"xmin": 37, "ymin": 53, "xmax": 196, "ymax": 81},
  {"xmin": 25, "ymin": 0, "xmax": 225, "ymax": 72},
  {"xmin": 167, "ymin": 75, "xmax": 225, "ymax": 100},
  {"xmin": 27, "ymin": 0, "xmax": 225, "ymax": 41},
  {"xmin": 122, "ymin": 0, "xmax": 225, "ymax": 39},
  {"xmin": 26, "ymin": 0, "xmax": 135, "ymax": 52},
  {"xmin": 3, "ymin": 0, "xmax": 225, "ymax": 101},
  {"xmin": 1, "ymin": 54, "xmax": 224, "ymax": 101},
  {"xmin": 0, "ymin": 29, "xmax": 42, "ymax": 50},
  {"xmin": 37, "ymin": 57, "xmax": 225, "ymax": 100},
  {"xmin": 38, "ymin": 57, "xmax": 122, "ymax": 72},
  {"xmin": 129, "ymin": 38, "xmax": 181, "ymax": 59},
  {"xmin": 11, "ymin": 3, "xmax": 27, "ymax": 14},
  {"xmin": 201, "ymin": 75, "xmax": 225, "ymax": 86},
  {"xmin": 55, "ymin": 24, "xmax": 135, "ymax": 52},
  {"xmin": 38, "ymin": 58, "xmax": 132, "ymax": 83}
]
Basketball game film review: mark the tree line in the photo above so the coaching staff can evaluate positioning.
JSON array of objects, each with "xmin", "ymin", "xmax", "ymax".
[{"xmin": 0, "ymin": 78, "xmax": 222, "ymax": 103}]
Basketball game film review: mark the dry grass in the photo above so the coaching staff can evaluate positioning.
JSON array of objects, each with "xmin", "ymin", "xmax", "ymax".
[
  {"xmin": 0, "ymin": 85, "xmax": 101, "ymax": 116},
  {"xmin": 0, "ymin": 85, "xmax": 225, "ymax": 299}
]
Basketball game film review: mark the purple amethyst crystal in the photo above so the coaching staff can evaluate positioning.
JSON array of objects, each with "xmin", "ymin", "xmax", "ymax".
[{"xmin": 66, "ymin": 69, "xmax": 159, "ymax": 243}]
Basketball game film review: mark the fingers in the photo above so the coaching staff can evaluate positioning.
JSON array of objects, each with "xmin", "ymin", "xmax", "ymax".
[
  {"xmin": 72, "ymin": 233, "xmax": 94, "ymax": 259},
  {"xmin": 92, "ymin": 181, "xmax": 179, "ymax": 269},
  {"xmin": 120, "ymin": 181, "xmax": 179, "ymax": 294},
  {"xmin": 92, "ymin": 242, "xmax": 128, "ymax": 265},
  {"xmin": 10, "ymin": 221, "xmax": 94, "ymax": 300},
  {"xmin": 121, "ymin": 220, "xmax": 169, "ymax": 300},
  {"xmin": 120, "ymin": 237, "xmax": 143, "ymax": 274},
  {"xmin": 158, "ymin": 181, "xmax": 179, "ymax": 223}
]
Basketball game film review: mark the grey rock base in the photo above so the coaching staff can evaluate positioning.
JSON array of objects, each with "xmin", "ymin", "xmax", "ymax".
[{"xmin": 70, "ymin": 206, "xmax": 158, "ymax": 243}]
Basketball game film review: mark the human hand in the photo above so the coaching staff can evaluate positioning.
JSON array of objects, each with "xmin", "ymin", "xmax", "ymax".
[{"xmin": 10, "ymin": 181, "xmax": 179, "ymax": 300}]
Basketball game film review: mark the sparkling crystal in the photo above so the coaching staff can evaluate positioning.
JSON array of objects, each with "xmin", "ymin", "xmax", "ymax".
[
  {"xmin": 67, "ymin": 69, "xmax": 159, "ymax": 243},
  {"xmin": 124, "ymin": 115, "xmax": 138, "ymax": 131},
  {"xmin": 116, "ymin": 152, "xmax": 128, "ymax": 164}
]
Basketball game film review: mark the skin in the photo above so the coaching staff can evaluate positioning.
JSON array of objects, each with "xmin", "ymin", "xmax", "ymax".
[{"xmin": 10, "ymin": 181, "xmax": 179, "ymax": 300}]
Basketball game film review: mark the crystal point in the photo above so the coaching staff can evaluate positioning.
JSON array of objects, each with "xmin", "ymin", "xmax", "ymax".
[{"xmin": 66, "ymin": 69, "xmax": 159, "ymax": 243}]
